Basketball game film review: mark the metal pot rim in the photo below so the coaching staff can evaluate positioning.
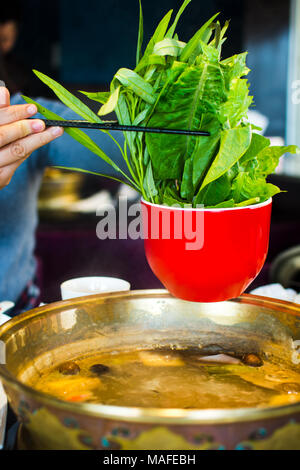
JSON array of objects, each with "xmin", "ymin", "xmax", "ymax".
[{"xmin": 1, "ymin": 290, "xmax": 300, "ymax": 425}]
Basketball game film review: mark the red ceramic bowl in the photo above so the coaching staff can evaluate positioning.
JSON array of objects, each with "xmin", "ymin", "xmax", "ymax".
[{"xmin": 141, "ymin": 199, "xmax": 272, "ymax": 302}]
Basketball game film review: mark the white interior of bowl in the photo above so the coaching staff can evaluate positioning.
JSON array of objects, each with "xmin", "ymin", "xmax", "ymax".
[{"xmin": 60, "ymin": 276, "xmax": 131, "ymax": 300}]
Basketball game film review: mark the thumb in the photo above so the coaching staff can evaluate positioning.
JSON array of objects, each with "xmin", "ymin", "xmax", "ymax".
[{"xmin": 0, "ymin": 82, "xmax": 10, "ymax": 108}]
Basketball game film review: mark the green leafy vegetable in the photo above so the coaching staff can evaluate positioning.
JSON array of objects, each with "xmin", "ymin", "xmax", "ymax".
[
  {"xmin": 166, "ymin": 0, "xmax": 192, "ymax": 39},
  {"xmin": 180, "ymin": 12, "xmax": 220, "ymax": 63},
  {"xmin": 98, "ymin": 87, "xmax": 120, "ymax": 116},
  {"xmin": 22, "ymin": 96, "xmax": 137, "ymax": 189},
  {"xmin": 153, "ymin": 38, "xmax": 186, "ymax": 57},
  {"xmin": 79, "ymin": 91, "xmax": 110, "ymax": 104},
  {"xmin": 200, "ymin": 125, "xmax": 251, "ymax": 191},
  {"xmin": 33, "ymin": 70, "xmax": 102, "ymax": 123},
  {"xmin": 114, "ymin": 68, "xmax": 155, "ymax": 105},
  {"xmin": 29, "ymin": 0, "xmax": 299, "ymax": 208},
  {"xmin": 136, "ymin": 0, "xmax": 144, "ymax": 66}
]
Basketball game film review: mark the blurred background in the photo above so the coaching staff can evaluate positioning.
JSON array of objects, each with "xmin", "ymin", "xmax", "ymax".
[{"xmin": 1, "ymin": 0, "xmax": 300, "ymax": 301}]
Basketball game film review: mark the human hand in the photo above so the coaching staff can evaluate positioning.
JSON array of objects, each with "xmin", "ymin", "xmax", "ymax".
[{"xmin": 0, "ymin": 86, "xmax": 63, "ymax": 189}]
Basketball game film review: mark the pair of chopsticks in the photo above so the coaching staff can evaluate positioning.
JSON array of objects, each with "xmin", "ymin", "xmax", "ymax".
[{"xmin": 40, "ymin": 120, "xmax": 210, "ymax": 137}]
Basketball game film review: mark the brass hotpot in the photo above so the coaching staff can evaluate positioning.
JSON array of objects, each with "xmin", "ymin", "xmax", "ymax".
[{"xmin": 1, "ymin": 290, "xmax": 300, "ymax": 450}]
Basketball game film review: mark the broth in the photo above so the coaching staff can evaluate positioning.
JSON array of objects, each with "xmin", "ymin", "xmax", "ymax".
[{"xmin": 27, "ymin": 349, "xmax": 300, "ymax": 409}]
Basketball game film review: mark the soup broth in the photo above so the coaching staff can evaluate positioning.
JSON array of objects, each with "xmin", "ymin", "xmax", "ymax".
[{"xmin": 26, "ymin": 349, "xmax": 300, "ymax": 409}]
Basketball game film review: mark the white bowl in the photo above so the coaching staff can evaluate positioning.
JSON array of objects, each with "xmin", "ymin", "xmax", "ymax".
[
  {"xmin": 0, "ymin": 314, "xmax": 10, "ymax": 327},
  {"xmin": 60, "ymin": 276, "xmax": 131, "ymax": 301}
]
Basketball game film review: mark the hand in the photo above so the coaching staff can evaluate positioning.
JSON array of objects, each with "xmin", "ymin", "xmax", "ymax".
[{"xmin": 0, "ymin": 86, "xmax": 64, "ymax": 189}]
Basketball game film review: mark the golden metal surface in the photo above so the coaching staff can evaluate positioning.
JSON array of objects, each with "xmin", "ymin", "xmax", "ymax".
[{"xmin": 1, "ymin": 290, "xmax": 300, "ymax": 425}]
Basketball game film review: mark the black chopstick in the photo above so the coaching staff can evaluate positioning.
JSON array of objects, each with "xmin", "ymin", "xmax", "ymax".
[{"xmin": 40, "ymin": 119, "xmax": 210, "ymax": 137}]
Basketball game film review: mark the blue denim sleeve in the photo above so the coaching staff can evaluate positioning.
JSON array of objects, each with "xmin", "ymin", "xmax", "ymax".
[{"xmin": 12, "ymin": 93, "xmax": 128, "ymax": 177}]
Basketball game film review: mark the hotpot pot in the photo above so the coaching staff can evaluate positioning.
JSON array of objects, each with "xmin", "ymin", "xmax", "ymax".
[{"xmin": 1, "ymin": 290, "xmax": 300, "ymax": 450}]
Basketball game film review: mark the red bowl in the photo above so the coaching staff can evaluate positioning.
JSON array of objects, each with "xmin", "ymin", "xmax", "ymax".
[{"xmin": 141, "ymin": 199, "xmax": 272, "ymax": 302}]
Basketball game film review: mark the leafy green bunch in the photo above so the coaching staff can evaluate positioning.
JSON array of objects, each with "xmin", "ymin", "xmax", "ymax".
[{"xmin": 24, "ymin": 0, "xmax": 299, "ymax": 208}]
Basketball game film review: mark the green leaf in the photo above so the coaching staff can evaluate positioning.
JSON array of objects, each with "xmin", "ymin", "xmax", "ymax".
[
  {"xmin": 192, "ymin": 134, "xmax": 221, "ymax": 188},
  {"xmin": 235, "ymin": 197, "xmax": 260, "ymax": 207},
  {"xmin": 211, "ymin": 21, "xmax": 221, "ymax": 49},
  {"xmin": 231, "ymin": 172, "xmax": 281, "ymax": 203},
  {"xmin": 79, "ymin": 91, "xmax": 110, "ymax": 104},
  {"xmin": 143, "ymin": 162, "xmax": 158, "ymax": 200},
  {"xmin": 115, "ymin": 93, "xmax": 136, "ymax": 156},
  {"xmin": 181, "ymin": 158, "xmax": 194, "ymax": 199},
  {"xmin": 153, "ymin": 38, "xmax": 186, "ymax": 57},
  {"xmin": 143, "ymin": 147, "xmax": 150, "ymax": 166},
  {"xmin": 218, "ymin": 20, "xmax": 230, "ymax": 51},
  {"xmin": 145, "ymin": 61, "xmax": 186, "ymax": 123},
  {"xmin": 221, "ymin": 52, "xmax": 250, "ymax": 87},
  {"xmin": 98, "ymin": 86, "xmax": 120, "ymax": 116},
  {"xmin": 166, "ymin": 0, "xmax": 192, "ymax": 39},
  {"xmin": 22, "ymin": 96, "xmax": 126, "ymax": 176},
  {"xmin": 208, "ymin": 19, "xmax": 229, "ymax": 54},
  {"xmin": 205, "ymin": 199, "xmax": 235, "ymax": 208},
  {"xmin": 192, "ymin": 115, "xmax": 221, "ymax": 188},
  {"xmin": 255, "ymin": 145, "xmax": 300, "ymax": 175},
  {"xmin": 162, "ymin": 195, "xmax": 186, "ymax": 208},
  {"xmin": 162, "ymin": 185, "xmax": 190, "ymax": 207},
  {"xmin": 133, "ymin": 105, "xmax": 151, "ymax": 126},
  {"xmin": 136, "ymin": 0, "xmax": 144, "ymax": 66},
  {"xmin": 54, "ymin": 166, "xmax": 137, "ymax": 190},
  {"xmin": 115, "ymin": 68, "xmax": 155, "ymax": 104},
  {"xmin": 147, "ymin": 55, "xmax": 166, "ymax": 68},
  {"xmin": 33, "ymin": 70, "xmax": 102, "ymax": 123},
  {"xmin": 180, "ymin": 13, "xmax": 220, "ymax": 63},
  {"xmin": 201, "ymin": 125, "xmax": 251, "ymax": 190},
  {"xmin": 135, "ymin": 9, "xmax": 173, "ymax": 73},
  {"xmin": 251, "ymin": 123, "xmax": 263, "ymax": 132},
  {"xmin": 230, "ymin": 171, "xmax": 247, "ymax": 202},
  {"xmin": 219, "ymin": 78, "xmax": 253, "ymax": 127},
  {"xmin": 146, "ymin": 59, "xmax": 226, "ymax": 180},
  {"xmin": 240, "ymin": 133, "xmax": 270, "ymax": 165},
  {"xmin": 195, "ymin": 173, "xmax": 231, "ymax": 207}
]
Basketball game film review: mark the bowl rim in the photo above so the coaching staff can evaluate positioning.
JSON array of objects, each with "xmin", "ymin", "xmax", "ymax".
[
  {"xmin": 141, "ymin": 197, "xmax": 272, "ymax": 212},
  {"xmin": 1, "ymin": 289, "xmax": 300, "ymax": 426},
  {"xmin": 60, "ymin": 276, "xmax": 131, "ymax": 296}
]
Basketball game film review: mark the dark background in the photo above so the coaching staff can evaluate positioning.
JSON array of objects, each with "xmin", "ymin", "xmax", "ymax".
[{"xmin": 12, "ymin": 0, "xmax": 290, "ymax": 138}]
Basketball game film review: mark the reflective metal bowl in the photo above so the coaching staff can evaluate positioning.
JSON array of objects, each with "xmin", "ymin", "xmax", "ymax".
[{"xmin": 1, "ymin": 290, "xmax": 300, "ymax": 450}]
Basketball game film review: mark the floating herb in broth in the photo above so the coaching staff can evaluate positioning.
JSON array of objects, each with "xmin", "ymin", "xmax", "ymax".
[{"xmin": 23, "ymin": 0, "xmax": 299, "ymax": 208}]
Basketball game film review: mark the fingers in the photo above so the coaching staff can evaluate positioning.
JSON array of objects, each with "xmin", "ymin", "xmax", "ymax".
[
  {"xmin": 0, "ymin": 103, "xmax": 38, "ymax": 125},
  {"xmin": 0, "ymin": 87, "xmax": 10, "ymax": 109},
  {"xmin": 0, "ymin": 86, "xmax": 37, "ymax": 125},
  {"xmin": 0, "ymin": 86, "xmax": 64, "ymax": 190},
  {"xmin": 0, "ymin": 119, "xmax": 46, "ymax": 149},
  {"xmin": 0, "ymin": 159, "xmax": 25, "ymax": 190},
  {"xmin": 0, "ymin": 126, "xmax": 64, "ymax": 168}
]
